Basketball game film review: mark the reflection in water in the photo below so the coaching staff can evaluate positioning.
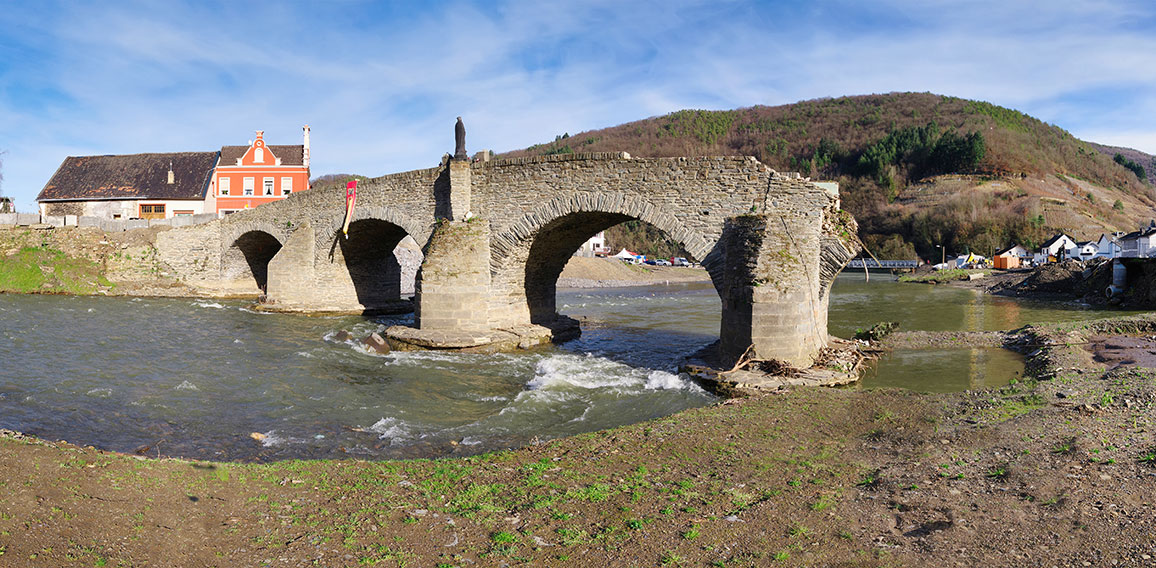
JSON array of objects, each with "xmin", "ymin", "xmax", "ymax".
[{"xmin": 859, "ymin": 348, "xmax": 1024, "ymax": 393}]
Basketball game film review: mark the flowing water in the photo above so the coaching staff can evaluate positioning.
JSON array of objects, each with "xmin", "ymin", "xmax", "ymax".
[{"xmin": 0, "ymin": 273, "xmax": 1132, "ymax": 461}]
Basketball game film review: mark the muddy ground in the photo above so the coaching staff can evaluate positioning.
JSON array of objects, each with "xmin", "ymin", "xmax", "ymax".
[{"xmin": 3, "ymin": 312, "xmax": 1156, "ymax": 566}]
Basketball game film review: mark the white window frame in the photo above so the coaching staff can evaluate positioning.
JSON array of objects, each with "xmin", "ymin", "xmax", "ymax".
[
  {"xmin": 281, "ymin": 177, "xmax": 293, "ymax": 195},
  {"xmin": 263, "ymin": 177, "xmax": 274, "ymax": 196},
  {"xmin": 218, "ymin": 176, "xmax": 230, "ymax": 196},
  {"xmin": 243, "ymin": 177, "xmax": 254, "ymax": 196}
]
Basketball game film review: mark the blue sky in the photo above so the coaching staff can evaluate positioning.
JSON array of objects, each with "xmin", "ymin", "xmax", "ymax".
[{"xmin": 1, "ymin": 0, "xmax": 1154, "ymax": 211}]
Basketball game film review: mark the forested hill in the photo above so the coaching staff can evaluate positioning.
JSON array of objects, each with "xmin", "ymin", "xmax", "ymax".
[{"xmin": 500, "ymin": 93, "xmax": 1156, "ymax": 260}]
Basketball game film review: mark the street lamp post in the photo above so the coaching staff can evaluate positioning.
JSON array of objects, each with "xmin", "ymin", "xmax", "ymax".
[{"xmin": 935, "ymin": 245, "xmax": 945, "ymax": 265}]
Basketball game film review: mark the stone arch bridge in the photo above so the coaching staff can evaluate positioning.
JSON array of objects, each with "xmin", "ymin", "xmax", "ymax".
[{"xmin": 157, "ymin": 152, "xmax": 857, "ymax": 366}]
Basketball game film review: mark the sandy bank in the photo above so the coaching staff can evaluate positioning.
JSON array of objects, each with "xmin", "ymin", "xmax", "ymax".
[{"xmin": 557, "ymin": 256, "xmax": 711, "ymax": 288}]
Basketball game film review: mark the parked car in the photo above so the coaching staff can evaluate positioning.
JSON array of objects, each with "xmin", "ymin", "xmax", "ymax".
[
  {"xmin": 655, "ymin": 259, "xmax": 671, "ymax": 266},
  {"xmin": 643, "ymin": 259, "xmax": 657, "ymax": 266},
  {"xmin": 671, "ymin": 257, "xmax": 689, "ymax": 266}
]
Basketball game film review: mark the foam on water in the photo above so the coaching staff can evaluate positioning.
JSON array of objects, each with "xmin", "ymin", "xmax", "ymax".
[
  {"xmin": 194, "ymin": 301, "xmax": 225, "ymax": 309},
  {"xmin": 644, "ymin": 370, "xmax": 702, "ymax": 392},
  {"xmin": 258, "ymin": 430, "xmax": 286, "ymax": 447},
  {"xmin": 526, "ymin": 354, "xmax": 639, "ymax": 392},
  {"xmin": 368, "ymin": 417, "xmax": 415, "ymax": 444},
  {"xmin": 174, "ymin": 380, "xmax": 199, "ymax": 391}
]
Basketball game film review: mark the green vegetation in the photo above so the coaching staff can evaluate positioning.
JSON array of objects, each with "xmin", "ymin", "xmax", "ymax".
[
  {"xmin": 604, "ymin": 220, "xmax": 688, "ymax": 260},
  {"xmin": 0, "ymin": 245, "xmax": 111, "ymax": 294},
  {"xmin": 1114, "ymin": 153, "xmax": 1147, "ymax": 182},
  {"xmin": 898, "ymin": 269, "xmax": 985, "ymax": 284},
  {"xmin": 856, "ymin": 122, "xmax": 985, "ymax": 199},
  {"xmin": 660, "ymin": 110, "xmax": 738, "ymax": 146}
]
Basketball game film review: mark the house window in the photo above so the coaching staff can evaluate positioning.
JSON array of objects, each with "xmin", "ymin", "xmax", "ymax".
[
  {"xmin": 263, "ymin": 177, "xmax": 274, "ymax": 195},
  {"xmin": 219, "ymin": 177, "xmax": 230, "ymax": 196},
  {"xmin": 173, "ymin": 210, "xmax": 193, "ymax": 216},
  {"xmin": 281, "ymin": 177, "xmax": 292, "ymax": 195},
  {"xmin": 254, "ymin": 147, "xmax": 264, "ymax": 163},
  {"xmin": 243, "ymin": 177, "xmax": 254, "ymax": 196},
  {"xmin": 140, "ymin": 204, "xmax": 165, "ymax": 220}
]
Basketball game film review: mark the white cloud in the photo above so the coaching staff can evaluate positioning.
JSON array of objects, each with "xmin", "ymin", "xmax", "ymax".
[{"xmin": 2, "ymin": 0, "xmax": 1155, "ymax": 209}]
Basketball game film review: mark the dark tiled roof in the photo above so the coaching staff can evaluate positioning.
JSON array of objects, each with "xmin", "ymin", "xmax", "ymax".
[
  {"xmin": 218, "ymin": 145, "xmax": 304, "ymax": 166},
  {"xmin": 994, "ymin": 244, "xmax": 1024, "ymax": 256},
  {"xmin": 1040, "ymin": 233, "xmax": 1073, "ymax": 249},
  {"xmin": 1120, "ymin": 229, "xmax": 1156, "ymax": 240},
  {"xmin": 37, "ymin": 152, "xmax": 219, "ymax": 201}
]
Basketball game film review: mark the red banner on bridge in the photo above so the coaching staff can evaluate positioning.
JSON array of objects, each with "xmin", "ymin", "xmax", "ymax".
[{"xmin": 342, "ymin": 180, "xmax": 357, "ymax": 238}]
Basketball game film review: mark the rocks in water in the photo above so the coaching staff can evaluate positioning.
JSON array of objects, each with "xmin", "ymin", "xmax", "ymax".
[
  {"xmin": 331, "ymin": 330, "xmax": 353, "ymax": 342},
  {"xmin": 363, "ymin": 332, "xmax": 390, "ymax": 354}
]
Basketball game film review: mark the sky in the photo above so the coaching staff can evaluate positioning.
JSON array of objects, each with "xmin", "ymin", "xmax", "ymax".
[{"xmin": 1, "ymin": 0, "xmax": 1155, "ymax": 211}]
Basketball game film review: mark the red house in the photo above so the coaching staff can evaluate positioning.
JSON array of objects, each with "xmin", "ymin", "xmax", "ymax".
[{"xmin": 212, "ymin": 126, "xmax": 311, "ymax": 214}]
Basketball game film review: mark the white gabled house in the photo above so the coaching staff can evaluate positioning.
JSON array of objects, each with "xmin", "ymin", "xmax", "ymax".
[
  {"xmin": 1076, "ymin": 241, "xmax": 1098, "ymax": 261},
  {"xmin": 1034, "ymin": 233, "xmax": 1078, "ymax": 264},
  {"xmin": 1093, "ymin": 233, "xmax": 1121, "ymax": 259}
]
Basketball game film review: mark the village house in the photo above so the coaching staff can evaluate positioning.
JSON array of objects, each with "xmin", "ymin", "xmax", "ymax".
[
  {"xmin": 1076, "ymin": 240, "xmax": 1099, "ymax": 261},
  {"xmin": 573, "ymin": 231, "xmax": 610, "ymax": 257},
  {"xmin": 37, "ymin": 151, "xmax": 219, "ymax": 220},
  {"xmin": 212, "ymin": 127, "xmax": 310, "ymax": 215},
  {"xmin": 1118, "ymin": 222, "xmax": 1156, "ymax": 258},
  {"xmin": 993, "ymin": 244, "xmax": 1030, "ymax": 269},
  {"xmin": 1093, "ymin": 233, "xmax": 1121, "ymax": 259},
  {"xmin": 1033, "ymin": 233, "xmax": 1078, "ymax": 264},
  {"xmin": 36, "ymin": 126, "xmax": 310, "ymax": 219}
]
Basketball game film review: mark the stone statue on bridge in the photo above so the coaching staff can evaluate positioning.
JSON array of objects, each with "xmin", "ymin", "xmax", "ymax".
[{"xmin": 454, "ymin": 117, "xmax": 467, "ymax": 160}]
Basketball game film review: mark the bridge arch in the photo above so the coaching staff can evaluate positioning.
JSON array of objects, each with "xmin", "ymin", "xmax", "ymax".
[
  {"xmin": 324, "ymin": 216, "xmax": 420, "ymax": 310},
  {"xmin": 489, "ymin": 193, "xmax": 722, "ymax": 326},
  {"xmin": 222, "ymin": 229, "xmax": 284, "ymax": 293}
]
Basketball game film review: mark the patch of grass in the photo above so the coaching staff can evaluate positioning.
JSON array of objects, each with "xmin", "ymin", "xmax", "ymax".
[
  {"xmin": 986, "ymin": 465, "xmax": 1009, "ymax": 481},
  {"xmin": 855, "ymin": 469, "xmax": 881, "ymax": 489},
  {"xmin": 555, "ymin": 528, "xmax": 589, "ymax": 546},
  {"xmin": 787, "ymin": 524, "xmax": 811, "ymax": 538},
  {"xmin": 1138, "ymin": 447, "xmax": 1156, "ymax": 467},
  {"xmin": 0, "ymin": 246, "xmax": 109, "ymax": 294},
  {"xmin": 810, "ymin": 495, "xmax": 836, "ymax": 511},
  {"xmin": 1052, "ymin": 437, "xmax": 1078, "ymax": 455},
  {"xmin": 898, "ymin": 269, "xmax": 985, "ymax": 284}
]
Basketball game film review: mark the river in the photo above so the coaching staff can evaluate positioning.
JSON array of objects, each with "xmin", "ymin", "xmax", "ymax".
[{"xmin": 0, "ymin": 273, "xmax": 1130, "ymax": 461}]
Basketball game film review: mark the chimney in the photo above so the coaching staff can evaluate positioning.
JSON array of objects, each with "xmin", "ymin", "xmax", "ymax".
[
  {"xmin": 303, "ymin": 124, "xmax": 310, "ymax": 170},
  {"xmin": 167, "ymin": 161, "xmax": 174, "ymax": 184}
]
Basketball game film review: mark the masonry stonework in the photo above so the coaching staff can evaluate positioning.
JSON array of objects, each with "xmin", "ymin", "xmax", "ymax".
[{"xmin": 153, "ymin": 152, "xmax": 857, "ymax": 366}]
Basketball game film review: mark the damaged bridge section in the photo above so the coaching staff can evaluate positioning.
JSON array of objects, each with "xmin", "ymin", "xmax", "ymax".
[{"xmin": 156, "ymin": 151, "xmax": 859, "ymax": 368}]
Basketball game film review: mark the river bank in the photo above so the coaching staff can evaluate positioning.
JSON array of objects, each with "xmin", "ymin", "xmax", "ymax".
[
  {"xmin": 2, "ymin": 311, "xmax": 1155, "ymax": 566},
  {"xmin": 558, "ymin": 256, "xmax": 711, "ymax": 288}
]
